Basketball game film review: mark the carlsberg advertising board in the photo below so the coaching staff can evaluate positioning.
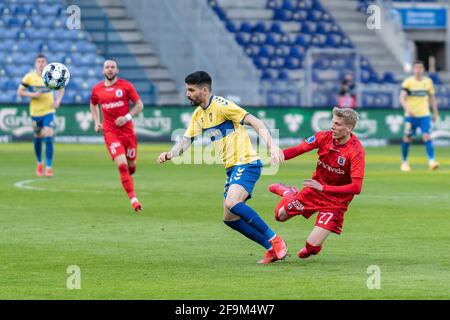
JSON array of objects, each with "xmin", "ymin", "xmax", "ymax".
[{"xmin": 1, "ymin": 105, "xmax": 450, "ymax": 146}]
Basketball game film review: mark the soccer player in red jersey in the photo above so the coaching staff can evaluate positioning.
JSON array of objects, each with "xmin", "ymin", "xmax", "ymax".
[
  {"xmin": 90, "ymin": 59, "xmax": 144, "ymax": 212},
  {"xmin": 270, "ymin": 107, "xmax": 365, "ymax": 259}
]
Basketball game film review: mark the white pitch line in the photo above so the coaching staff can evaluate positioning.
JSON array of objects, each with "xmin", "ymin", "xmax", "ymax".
[
  {"xmin": 14, "ymin": 179, "xmax": 150, "ymax": 195},
  {"xmin": 14, "ymin": 179, "xmax": 48, "ymax": 191}
]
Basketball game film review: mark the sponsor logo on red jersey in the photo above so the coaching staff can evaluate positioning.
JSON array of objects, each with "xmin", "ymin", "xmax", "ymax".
[
  {"xmin": 317, "ymin": 159, "xmax": 345, "ymax": 175},
  {"xmin": 101, "ymin": 100, "xmax": 125, "ymax": 110}
]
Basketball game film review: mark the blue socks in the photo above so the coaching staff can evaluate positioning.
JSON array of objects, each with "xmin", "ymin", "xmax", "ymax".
[
  {"xmin": 224, "ymin": 220, "xmax": 272, "ymax": 250},
  {"xmin": 425, "ymin": 140, "xmax": 435, "ymax": 161},
  {"xmin": 230, "ymin": 202, "xmax": 276, "ymax": 240},
  {"xmin": 402, "ymin": 140, "xmax": 435, "ymax": 162},
  {"xmin": 401, "ymin": 141, "xmax": 410, "ymax": 162},
  {"xmin": 44, "ymin": 137, "xmax": 54, "ymax": 168},
  {"xmin": 33, "ymin": 137, "xmax": 43, "ymax": 163}
]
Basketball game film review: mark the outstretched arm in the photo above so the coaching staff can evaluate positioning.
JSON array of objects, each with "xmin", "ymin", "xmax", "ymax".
[
  {"xmin": 157, "ymin": 137, "xmax": 192, "ymax": 164},
  {"xmin": 243, "ymin": 114, "xmax": 283, "ymax": 165},
  {"xmin": 283, "ymin": 140, "xmax": 317, "ymax": 161}
]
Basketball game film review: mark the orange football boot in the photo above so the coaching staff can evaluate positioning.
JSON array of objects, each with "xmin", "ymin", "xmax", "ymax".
[{"xmin": 269, "ymin": 235, "xmax": 288, "ymax": 260}]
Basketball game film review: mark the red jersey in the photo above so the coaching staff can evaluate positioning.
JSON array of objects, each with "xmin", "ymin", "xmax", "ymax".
[
  {"xmin": 90, "ymin": 78, "xmax": 140, "ymax": 132},
  {"xmin": 285, "ymin": 131, "xmax": 365, "ymax": 207}
]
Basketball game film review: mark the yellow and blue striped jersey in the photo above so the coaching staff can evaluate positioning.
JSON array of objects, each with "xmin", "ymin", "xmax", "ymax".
[
  {"xmin": 401, "ymin": 76, "xmax": 435, "ymax": 117},
  {"xmin": 184, "ymin": 96, "xmax": 260, "ymax": 169},
  {"xmin": 21, "ymin": 70, "xmax": 54, "ymax": 117}
]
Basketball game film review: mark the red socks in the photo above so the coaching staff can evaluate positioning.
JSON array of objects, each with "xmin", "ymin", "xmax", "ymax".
[
  {"xmin": 118, "ymin": 164, "xmax": 136, "ymax": 199},
  {"xmin": 305, "ymin": 242, "xmax": 322, "ymax": 255}
]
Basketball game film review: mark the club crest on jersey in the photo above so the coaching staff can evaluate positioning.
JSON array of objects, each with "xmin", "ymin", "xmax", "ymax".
[
  {"xmin": 306, "ymin": 135, "xmax": 316, "ymax": 144},
  {"xmin": 115, "ymin": 89, "xmax": 123, "ymax": 98},
  {"xmin": 288, "ymin": 200, "xmax": 304, "ymax": 211},
  {"xmin": 337, "ymin": 156, "xmax": 346, "ymax": 166}
]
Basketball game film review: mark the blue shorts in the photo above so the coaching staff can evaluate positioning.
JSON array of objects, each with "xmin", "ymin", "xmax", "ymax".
[
  {"xmin": 404, "ymin": 116, "xmax": 432, "ymax": 136},
  {"xmin": 31, "ymin": 113, "xmax": 55, "ymax": 134},
  {"xmin": 224, "ymin": 160, "xmax": 263, "ymax": 200}
]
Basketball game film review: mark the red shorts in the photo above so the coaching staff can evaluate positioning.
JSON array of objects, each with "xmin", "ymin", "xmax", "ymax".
[
  {"xmin": 274, "ymin": 187, "xmax": 347, "ymax": 234},
  {"xmin": 103, "ymin": 129, "xmax": 137, "ymax": 161}
]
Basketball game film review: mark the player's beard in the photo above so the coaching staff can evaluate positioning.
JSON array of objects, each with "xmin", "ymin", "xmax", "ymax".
[
  {"xmin": 105, "ymin": 73, "xmax": 117, "ymax": 82},
  {"xmin": 188, "ymin": 96, "xmax": 201, "ymax": 106}
]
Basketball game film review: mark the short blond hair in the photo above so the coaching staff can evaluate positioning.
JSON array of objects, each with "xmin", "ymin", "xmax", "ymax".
[{"xmin": 332, "ymin": 107, "xmax": 359, "ymax": 129}]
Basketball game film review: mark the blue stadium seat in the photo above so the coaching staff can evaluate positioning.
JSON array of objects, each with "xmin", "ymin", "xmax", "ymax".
[
  {"xmin": 245, "ymin": 45, "xmax": 259, "ymax": 57},
  {"xmin": 37, "ymin": 4, "xmax": 63, "ymax": 16},
  {"xmin": 280, "ymin": 33, "xmax": 295, "ymax": 45},
  {"xmin": 429, "ymin": 73, "xmax": 442, "ymax": 85},
  {"xmin": 265, "ymin": 33, "xmax": 280, "ymax": 46},
  {"xmin": 289, "ymin": 46, "xmax": 305, "ymax": 58},
  {"xmin": 225, "ymin": 21, "xmax": 237, "ymax": 33},
  {"xmin": 281, "ymin": 0, "xmax": 296, "ymax": 11},
  {"xmin": 63, "ymin": 90, "xmax": 77, "ymax": 103},
  {"xmin": 302, "ymin": 21, "xmax": 318, "ymax": 33},
  {"xmin": 285, "ymin": 57, "xmax": 302, "ymax": 69},
  {"xmin": 259, "ymin": 45, "xmax": 275, "ymax": 58},
  {"xmin": 5, "ymin": 65, "xmax": 30, "ymax": 77},
  {"xmin": 76, "ymin": 41, "xmax": 97, "ymax": 53},
  {"xmin": 261, "ymin": 70, "xmax": 273, "ymax": 80},
  {"xmin": 212, "ymin": 6, "xmax": 227, "ymax": 20},
  {"xmin": 239, "ymin": 22, "xmax": 253, "ymax": 33},
  {"xmin": 253, "ymin": 56, "xmax": 270, "ymax": 69},
  {"xmin": 274, "ymin": 9, "xmax": 293, "ymax": 21},
  {"xmin": 308, "ymin": 10, "xmax": 323, "ymax": 22},
  {"xmin": 0, "ymin": 77, "xmax": 10, "ymax": 90},
  {"xmin": 278, "ymin": 69, "xmax": 289, "ymax": 80},
  {"xmin": 30, "ymin": 16, "xmax": 57, "ymax": 29},
  {"xmin": 383, "ymin": 72, "xmax": 397, "ymax": 84},
  {"xmin": 270, "ymin": 22, "xmax": 283, "ymax": 34},
  {"xmin": 235, "ymin": 33, "xmax": 251, "ymax": 46},
  {"xmin": 269, "ymin": 57, "xmax": 285, "ymax": 69}
]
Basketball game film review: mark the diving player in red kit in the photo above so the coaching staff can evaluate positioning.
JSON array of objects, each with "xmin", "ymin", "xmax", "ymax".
[
  {"xmin": 90, "ymin": 59, "xmax": 144, "ymax": 212},
  {"xmin": 270, "ymin": 107, "xmax": 365, "ymax": 259}
]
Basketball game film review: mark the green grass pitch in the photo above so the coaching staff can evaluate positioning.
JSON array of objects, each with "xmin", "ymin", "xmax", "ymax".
[{"xmin": 0, "ymin": 143, "xmax": 449, "ymax": 299}]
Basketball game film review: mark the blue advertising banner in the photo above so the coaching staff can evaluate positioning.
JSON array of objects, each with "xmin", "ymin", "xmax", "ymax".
[{"xmin": 396, "ymin": 7, "xmax": 447, "ymax": 29}]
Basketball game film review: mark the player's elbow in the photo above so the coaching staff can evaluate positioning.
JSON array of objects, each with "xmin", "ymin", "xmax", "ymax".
[
  {"xmin": 354, "ymin": 183, "xmax": 363, "ymax": 194},
  {"xmin": 135, "ymin": 100, "xmax": 144, "ymax": 113},
  {"xmin": 17, "ymin": 88, "xmax": 25, "ymax": 97}
]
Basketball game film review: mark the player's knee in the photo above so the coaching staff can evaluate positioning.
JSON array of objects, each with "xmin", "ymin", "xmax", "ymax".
[
  {"xmin": 275, "ymin": 206, "xmax": 289, "ymax": 222},
  {"xmin": 42, "ymin": 128, "xmax": 54, "ymax": 137},
  {"xmin": 422, "ymin": 134, "xmax": 431, "ymax": 141},
  {"xmin": 224, "ymin": 198, "xmax": 239, "ymax": 211},
  {"xmin": 403, "ymin": 136, "xmax": 412, "ymax": 143},
  {"xmin": 129, "ymin": 165, "xmax": 136, "ymax": 175}
]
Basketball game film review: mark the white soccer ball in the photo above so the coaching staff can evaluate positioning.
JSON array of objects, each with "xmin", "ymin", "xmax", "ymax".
[{"xmin": 42, "ymin": 62, "xmax": 70, "ymax": 90}]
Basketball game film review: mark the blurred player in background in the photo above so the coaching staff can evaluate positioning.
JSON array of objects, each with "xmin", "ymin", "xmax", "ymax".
[
  {"xmin": 157, "ymin": 71, "xmax": 287, "ymax": 264},
  {"xmin": 90, "ymin": 59, "xmax": 144, "ymax": 212},
  {"xmin": 17, "ymin": 54, "xmax": 65, "ymax": 177},
  {"xmin": 270, "ymin": 107, "xmax": 364, "ymax": 259},
  {"xmin": 399, "ymin": 60, "xmax": 439, "ymax": 172}
]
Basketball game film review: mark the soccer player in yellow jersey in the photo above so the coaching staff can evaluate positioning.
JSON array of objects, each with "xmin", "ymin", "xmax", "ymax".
[
  {"xmin": 157, "ymin": 71, "xmax": 287, "ymax": 264},
  {"xmin": 17, "ymin": 54, "xmax": 65, "ymax": 177},
  {"xmin": 399, "ymin": 60, "xmax": 439, "ymax": 172}
]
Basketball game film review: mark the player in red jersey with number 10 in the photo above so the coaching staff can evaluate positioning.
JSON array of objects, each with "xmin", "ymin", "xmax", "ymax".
[
  {"xmin": 270, "ymin": 107, "xmax": 365, "ymax": 259},
  {"xmin": 90, "ymin": 59, "xmax": 144, "ymax": 212}
]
